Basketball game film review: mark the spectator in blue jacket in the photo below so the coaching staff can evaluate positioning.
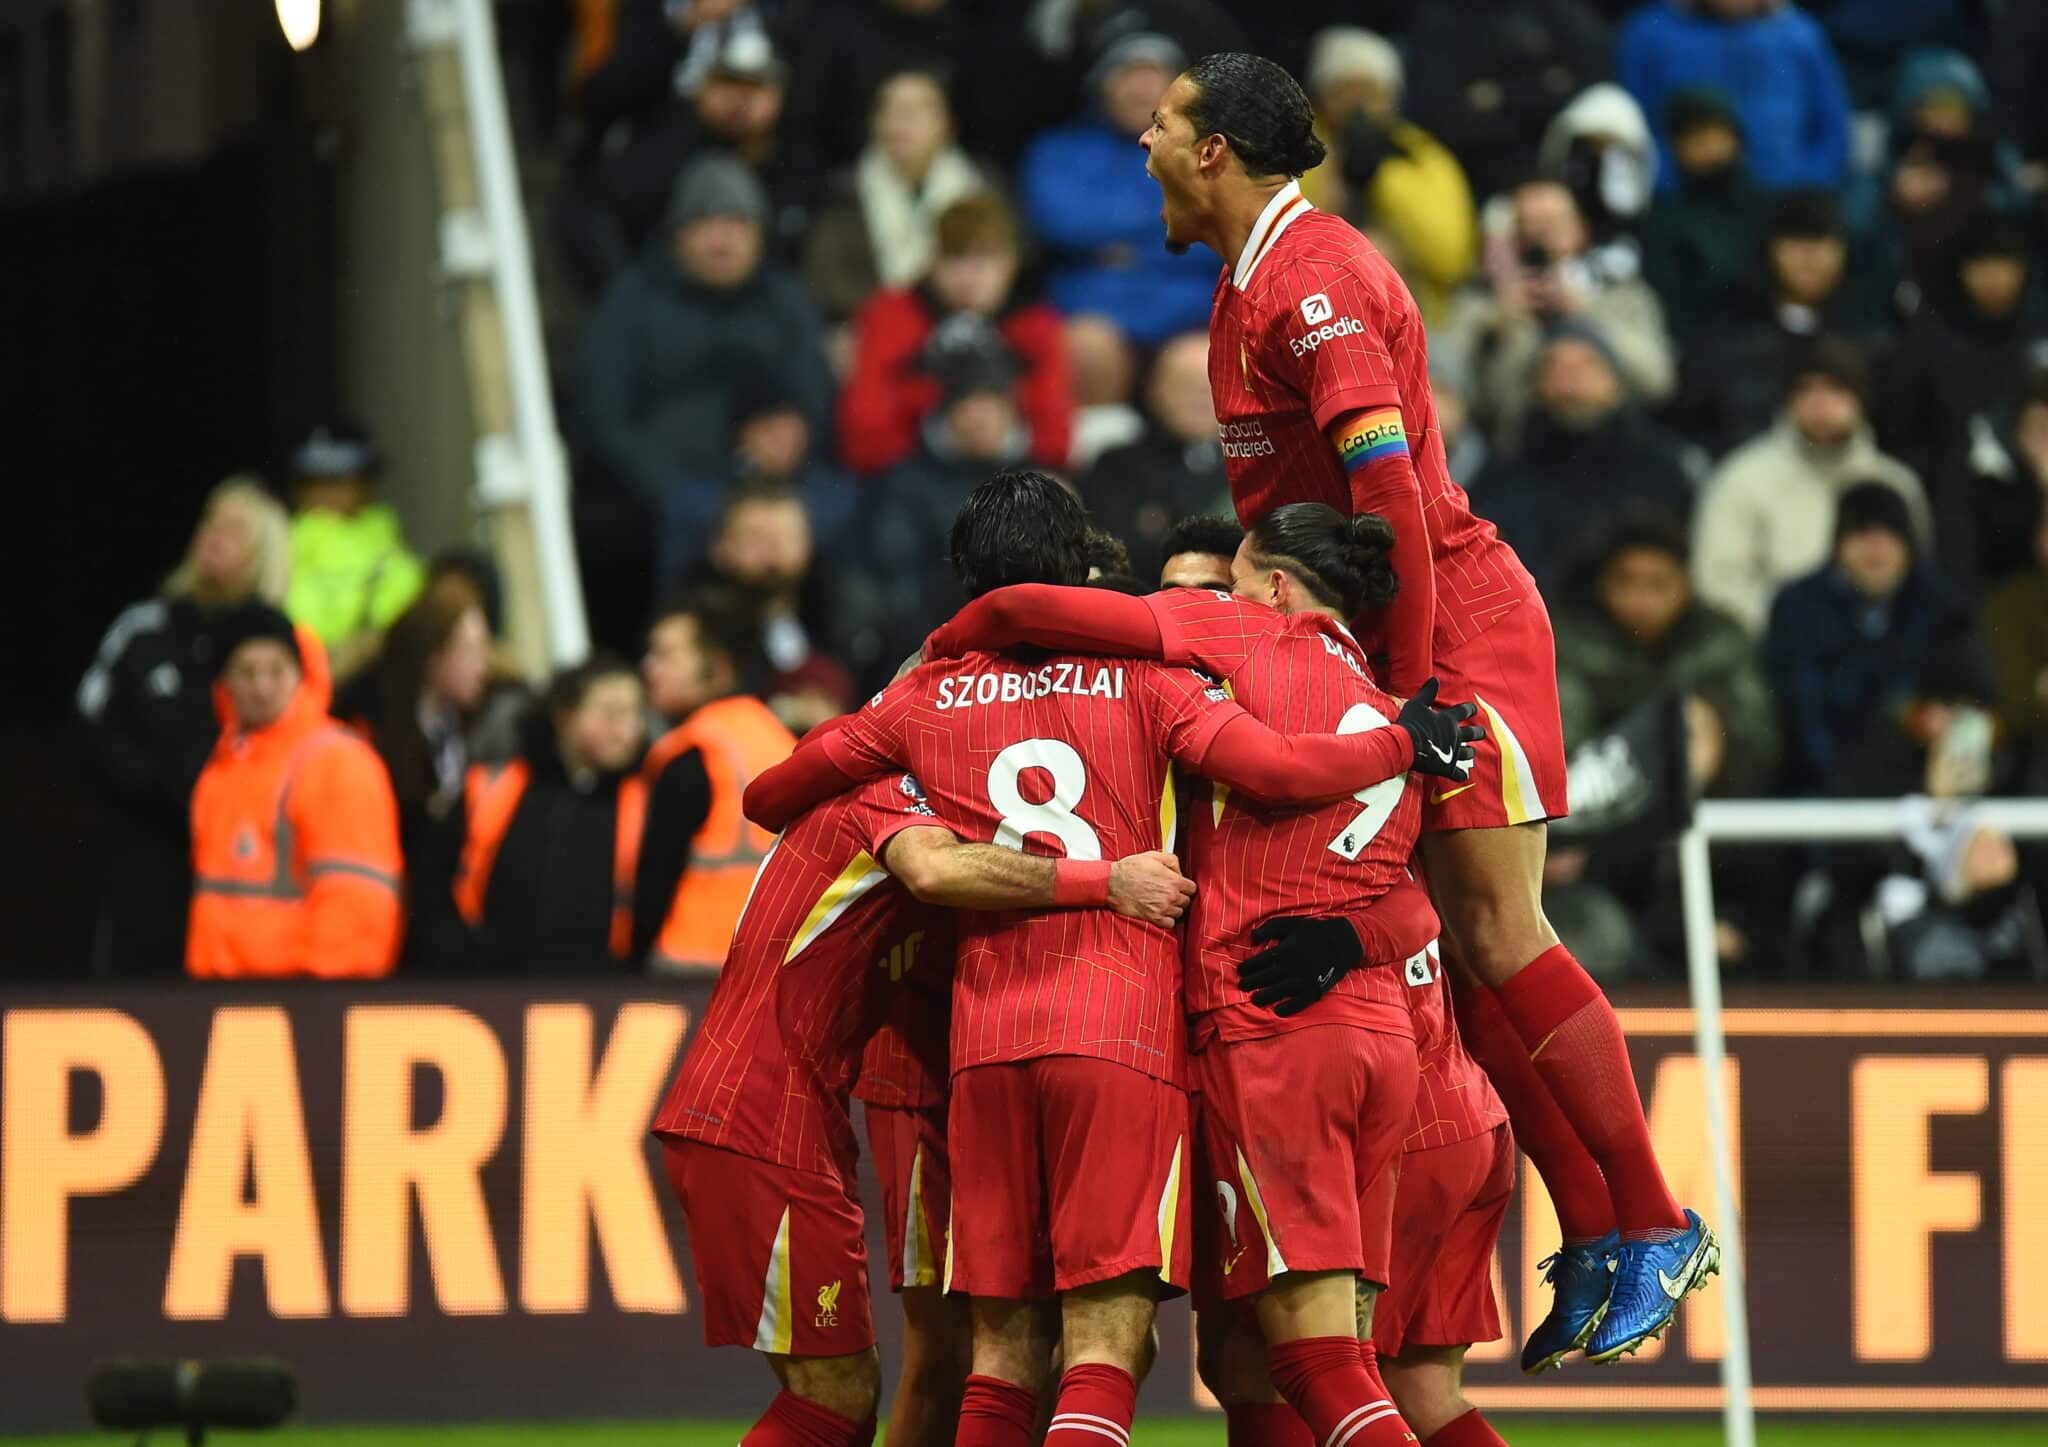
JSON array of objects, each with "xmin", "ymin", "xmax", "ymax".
[
  {"xmin": 1019, "ymin": 31, "xmax": 1218, "ymax": 347},
  {"xmin": 1619, "ymin": 0, "xmax": 1851, "ymax": 195},
  {"xmin": 1764, "ymin": 482, "xmax": 1978, "ymax": 795}
]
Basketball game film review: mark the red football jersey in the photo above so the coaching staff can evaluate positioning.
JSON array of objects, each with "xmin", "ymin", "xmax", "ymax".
[
  {"xmin": 1178, "ymin": 610, "xmax": 1423, "ymax": 1042},
  {"xmin": 652, "ymin": 774, "xmax": 951, "ymax": 1177},
  {"xmin": 831, "ymin": 653, "xmax": 1240, "ymax": 1085},
  {"xmin": 853, "ymin": 941, "xmax": 951, "ymax": 1109},
  {"xmin": 1207, "ymin": 183, "xmax": 1534, "ymax": 657},
  {"xmin": 1401, "ymin": 947, "xmax": 1510, "ymax": 1152}
]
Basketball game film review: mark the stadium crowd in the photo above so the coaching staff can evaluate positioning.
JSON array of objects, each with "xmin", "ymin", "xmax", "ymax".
[{"xmin": 78, "ymin": 0, "xmax": 2048, "ymax": 983}]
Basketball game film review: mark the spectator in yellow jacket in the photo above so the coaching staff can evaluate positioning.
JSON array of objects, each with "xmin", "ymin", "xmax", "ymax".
[
  {"xmin": 284, "ymin": 421, "xmax": 425, "ymax": 683},
  {"xmin": 188, "ymin": 604, "xmax": 403, "ymax": 979},
  {"xmin": 1298, "ymin": 26, "xmax": 1477, "ymax": 320}
]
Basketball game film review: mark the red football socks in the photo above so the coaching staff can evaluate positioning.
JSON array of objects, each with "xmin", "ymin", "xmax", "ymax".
[
  {"xmin": 1265, "ymin": 1336, "xmax": 1415, "ymax": 1447},
  {"xmin": 1454, "ymin": 981, "xmax": 1615, "ymax": 1242},
  {"xmin": 1226, "ymin": 1402, "xmax": 1316, "ymax": 1447},
  {"xmin": 1424, "ymin": 1408, "xmax": 1508, "ymax": 1446},
  {"xmin": 1045, "ymin": 1363, "xmax": 1137, "ymax": 1447},
  {"xmin": 955, "ymin": 1374, "xmax": 1038, "ymax": 1447},
  {"xmin": 743, "ymin": 1392, "xmax": 870, "ymax": 1447},
  {"xmin": 1494, "ymin": 944, "xmax": 1686, "ymax": 1237}
]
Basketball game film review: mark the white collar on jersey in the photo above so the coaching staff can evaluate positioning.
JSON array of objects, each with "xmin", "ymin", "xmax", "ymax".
[{"xmin": 1232, "ymin": 180, "xmax": 1312, "ymax": 290}]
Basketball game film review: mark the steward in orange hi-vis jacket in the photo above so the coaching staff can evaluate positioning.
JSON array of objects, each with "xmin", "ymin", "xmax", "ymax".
[{"xmin": 187, "ymin": 604, "xmax": 403, "ymax": 978}]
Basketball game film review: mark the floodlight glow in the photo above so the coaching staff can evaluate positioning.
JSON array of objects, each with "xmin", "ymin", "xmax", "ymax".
[{"xmin": 276, "ymin": 0, "xmax": 320, "ymax": 52}]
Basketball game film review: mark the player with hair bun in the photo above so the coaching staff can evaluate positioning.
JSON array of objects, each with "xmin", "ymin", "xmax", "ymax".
[{"xmin": 1141, "ymin": 51, "xmax": 1717, "ymax": 1376}]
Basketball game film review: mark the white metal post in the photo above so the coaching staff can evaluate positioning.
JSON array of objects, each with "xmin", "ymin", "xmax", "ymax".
[
  {"xmin": 451, "ymin": 0, "xmax": 591, "ymax": 666},
  {"xmin": 1677, "ymin": 824, "xmax": 1756, "ymax": 1447}
]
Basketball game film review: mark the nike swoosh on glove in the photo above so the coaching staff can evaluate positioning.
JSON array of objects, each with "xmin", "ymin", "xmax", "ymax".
[
  {"xmin": 1237, "ymin": 915, "xmax": 1364, "ymax": 1016},
  {"xmin": 1397, "ymin": 677, "xmax": 1483, "ymax": 782}
]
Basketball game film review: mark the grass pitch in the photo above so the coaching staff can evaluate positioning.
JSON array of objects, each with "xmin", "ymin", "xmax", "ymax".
[{"xmin": 14, "ymin": 1417, "xmax": 2048, "ymax": 1446}]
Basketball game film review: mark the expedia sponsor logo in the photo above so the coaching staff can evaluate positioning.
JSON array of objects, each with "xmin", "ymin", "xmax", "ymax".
[
  {"xmin": 1220, "ymin": 419, "xmax": 1276, "ymax": 459},
  {"xmin": 1289, "ymin": 315, "xmax": 1365, "ymax": 357},
  {"xmin": 1300, "ymin": 292, "xmax": 1334, "ymax": 324}
]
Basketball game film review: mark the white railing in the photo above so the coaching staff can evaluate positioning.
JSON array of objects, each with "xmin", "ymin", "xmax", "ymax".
[
  {"xmin": 422, "ymin": 0, "xmax": 590, "ymax": 666},
  {"xmin": 1676, "ymin": 795, "xmax": 2048, "ymax": 1447}
]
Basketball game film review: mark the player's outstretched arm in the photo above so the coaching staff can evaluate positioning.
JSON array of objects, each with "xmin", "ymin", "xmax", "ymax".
[
  {"xmin": 1330, "ymin": 407, "xmax": 1438, "ymax": 697},
  {"xmin": 1183, "ymin": 683, "xmax": 1481, "ymax": 803},
  {"xmin": 1237, "ymin": 877, "xmax": 1440, "ymax": 1016},
  {"xmin": 743, "ymin": 728, "xmax": 882, "ymax": 832},
  {"xmin": 882, "ymin": 829, "xmax": 1195, "ymax": 926},
  {"xmin": 924, "ymin": 584, "xmax": 1165, "ymax": 662}
]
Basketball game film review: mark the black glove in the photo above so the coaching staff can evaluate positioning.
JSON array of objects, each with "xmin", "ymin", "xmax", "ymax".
[
  {"xmin": 1397, "ymin": 677, "xmax": 1482, "ymax": 782},
  {"xmin": 1238, "ymin": 916, "xmax": 1364, "ymax": 1017}
]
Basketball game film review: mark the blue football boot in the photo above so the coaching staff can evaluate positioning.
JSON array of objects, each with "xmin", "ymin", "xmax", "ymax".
[
  {"xmin": 1520, "ymin": 1231, "xmax": 1619, "ymax": 1374},
  {"xmin": 1585, "ymin": 1210, "xmax": 1721, "ymax": 1362}
]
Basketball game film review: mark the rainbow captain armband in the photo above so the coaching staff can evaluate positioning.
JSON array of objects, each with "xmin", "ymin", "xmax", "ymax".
[{"xmin": 1336, "ymin": 407, "xmax": 1408, "ymax": 471}]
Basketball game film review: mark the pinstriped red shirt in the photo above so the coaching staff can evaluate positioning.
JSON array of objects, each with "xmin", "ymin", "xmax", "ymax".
[
  {"xmin": 830, "ymin": 654, "xmax": 1241, "ymax": 1086},
  {"xmin": 1172, "ymin": 607, "xmax": 1424, "ymax": 1043},
  {"xmin": 854, "ymin": 964, "xmax": 950, "ymax": 1109},
  {"xmin": 1403, "ymin": 961, "xmax": 1509, "ymax": 1151},
  {"xmin": 1208, "ymin": 184, "xmax": 1533, "ymax": 659},
  {"xmin": 652, "ymin": 775, "xmax": 950, "ymax": 1177}
]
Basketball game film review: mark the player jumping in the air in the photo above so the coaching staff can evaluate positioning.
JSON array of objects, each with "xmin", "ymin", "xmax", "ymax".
[
  {"xmin": 746, "ymin": 471, "xmax": 1480, "ymax": 1447},
  {"xmin": 655, "ymin": 778, "xmax": 1192, "ymax": 1447},
  {"xmin": 1139, "ymin": 52, "xmax": 1717, "ymax": 1364}
]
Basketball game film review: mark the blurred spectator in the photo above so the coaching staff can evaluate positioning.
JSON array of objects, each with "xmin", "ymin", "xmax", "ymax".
[
  {"xmin": 1640, "ymin": 88, "xmax": 1767, "ymax": 343},
  {"xmin": 188, "ymin": 606, "xmax": 402, "ymax": 979},
  {"xmin": 1879, "ymin": 212, "xmax": 2045, "ymax": 483},
  {"xmin": 418, "ymin": 549, "xmax": 532, "ymax": 762},
  {"xmin": 1297, "ymin": 27, "xmax": 1476, "ymax": 318},
  {"xmin": 650, "ymin": 367, "xmax": 858, "ymax": 587},
  {"xmin": 638, "ymin": 589, "xmax": 795, "ymax": 972},
  {"xmin": 803, "ymin": 70, "xmax": 988, "ymax": 321},
  {"xmin": 1767, "ymin": 486, "xmax": 2023, "ymax": 977},
  {"xmin": 562, "ymin": 22, "xmax": 818, "ymax": 290},
  {"xmin": 1021, "ymin": 31, "xmax": 1218, "ymax": 346},
  {"xmin": 1537, "ymin": 82, "xmax": 1656, "ymax": 247},
  {"xmin": 1156, "ymin": 511, "xmax": 1241, "ymax": 589},
  {"xmin": 1984, "ymin": 510, "xmax": 2048, "ymax": 782},
  {"xmin": 284, "ymin": 422, "xmax": 425, "ymax": 684},
  {"xmin": 1403, "ymin": 0, "xmax": 1613, "ymax": 206},
  {"xmin": 1764, "ymin": 483, "xmax": 1976, "ymax": 794},
  {"xmin": 1012, "ymin": 0, "xmax": 1245, "ymax": 147},
  {"xmin": 1814, "ymin": 0, "xmax": 1973, "ymax": 110},
  {"xmin": 1081, "ymin": 331, "xmax": 1227, "ymax": 567},
  {"xmin": 838, "ymin": 192, "xmax": 1072, "ymax": 475},
  {"xmin": 1932, "ymin": 370, "xmax": 2048, "ymax": 593},
  {"xmin": 1693, "ymin": 339, "xmax": 1931, "ymax": 634},
  {"xmin": 1548, "ymin": 513, "xmax": 1780, "ymax": 973},
  {"xmin": 1853, "ymin": 49, "xmax": 2016, "ymax": 327},
  {"xmin": 699, "ymin": 480, "xmax": 892, "ymax": 713},
  {"xmin": 79, "ymin": 479, "xmax": 291, "ymax": 976},
  {"xmin": 1439, "ymin": 179, "xmax": 1675, "ymax": 454},
  {"xmin": 869, "ymin": 326, "xmax": 1032, "ymax": 649},
  {"xmin": 783, "ymin": 0, "xmax": 1014, "ymax": 169},
  {"xmin": 1556, "ymin": 512, "xmax": 1779, "ymax": 796},
  {"xmin": 577, "ymin": 154, "xmax": 832, "ymax": 555},
  {"xmin": 1469, "ymin": 325, "xmax": 1692, "ymax": 587},
  {"xmin": 1431, "ymin": 362, "xmax": 1489, "ymax": 484},
  {"xmin": 333, "ymin": 582, "xmax": 496, "ymax": 975},
  {"xmin": 1666, "ymin": 189, "xmax": 1862, "ymax": 454},
  {"xmin": 1618, "ymin": 0, "xmax": 1851, "ymax": 194},
  {"xmin": 576, "ymin": 0, "xmax": 784, "ymax": 137},
  {"xmin": 1065, "ymin": 314, "xmax": 1147, "ymax": 470},
  {"xmin": 1085, "ymin": 528, "xmax": 1133, "ymax": 580},
  {"xmin": 455, "ymin": 656, "xmax": 651, "ymax": 975}
]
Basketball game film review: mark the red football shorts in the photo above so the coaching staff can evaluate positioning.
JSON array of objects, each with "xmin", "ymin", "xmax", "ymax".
[
  {"xmin": 1190, "ymin": 1024, "xmax": 1419, "ymax": 1303},
  {"xmin": 663, "ymin": 1139, "xmax": 875, "ymax": 1356},
  {"xmin": 864, "ymin": 1102, "xmax": 950, "ymax": 1292},
  {"xmin": 945, "ymin": 1057, "xmax": 1191, "ymax": 1300},
  {"xmin": 1371, "ymin": 1124, "xmax": 1515, "ymax": 1357},
  {"xmin": 1421, "ymin": 601, "xmax": 1568, "ymax": 832}
]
